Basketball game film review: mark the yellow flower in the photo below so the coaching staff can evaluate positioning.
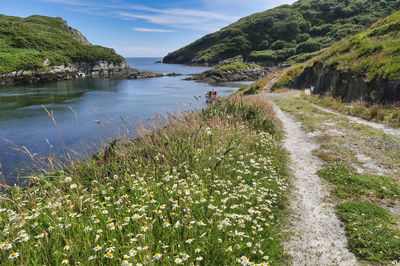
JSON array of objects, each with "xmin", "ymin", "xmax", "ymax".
[
  {"xmin": 153, "ymin": 253, "xmax": 162, "ymax": 260},
  {"xmin": 93, "ymin": 245, "xmax": 102, "ymax": 251},
  {"xmin": 104, "ymin": 252, "xmax": 113, "ymax": 259},
  {"xmin": 8, "ymin": 252, "xmax": 19, "ymax": 259}
]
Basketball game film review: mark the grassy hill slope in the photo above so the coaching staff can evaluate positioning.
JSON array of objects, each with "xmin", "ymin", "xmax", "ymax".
[
  {"xmin": 270, "ymin": 9, "xmax": 400, "ymax": 87},
  {"xmin": 0, "ymin": 14, "xmax": 124, "ymax": 74},
  {"xmin": 163, "ymin": 0, "xmax": 400, "ymax": 65},
  {"xmin": 317, "ymin": 10, "xmax": 400, "ymax": 81},
  {"xmin": 253, "ymin": 9, "xmax": 400, "ymax": 103}
]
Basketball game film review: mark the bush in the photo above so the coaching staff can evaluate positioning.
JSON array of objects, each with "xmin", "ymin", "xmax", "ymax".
[
  {"xmin": 296, "ymin": 40, "xmax": 322, "ymax": 54},
  {"xmin": 390, "ymin": 110, "xmax": 400, "ymax": 122},
  {"xmin": 369, "ymin": 105, "xmax": 380, "ymax": 118},
  {"xmin": 270, "ymin": 40, "xmax": 294, "ymax": 50},
  {"xmin": 377, "ymin": 110, "xmax": 385, "ymax": 121},
  {"xmin": 351, "ymin": 106, "xmax": 368, "ymax": 117},
  {"xmin": 12, "ymin": 36, "xmax": 29, "ymax": 48},
  {"xmin": 369, "ymin": 106, "xmax": 386, "ymax": 121}
]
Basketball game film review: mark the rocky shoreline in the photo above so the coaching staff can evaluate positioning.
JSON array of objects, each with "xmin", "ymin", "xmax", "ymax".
[
  {"xmin": 186, "ymin": 67, "xmax": 276, "ymax": 83},
  {"xmin": 0, "ymin": 61, "xmax": 185, "ymax": 87},
  {"xmin": 128, "ymin": 70, "xmax": 182, "ymax": 79},
  {"xmin": 0, "ymin": 59, "xmax": 272, "ymax": 87},
  {"xmin": 0, "ymin": 60, "xmax": 130, "ymax": 87}
]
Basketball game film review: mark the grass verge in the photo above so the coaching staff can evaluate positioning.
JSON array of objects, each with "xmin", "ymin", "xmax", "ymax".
[
  {"xmin": 317, "ymin": 165, "xmax": 400, "ymax": 202},
  {"xmin": 306, "ymin": 95, "xmax": 400, "ymax": 127},
  {"xmin": 0, "ymin": 100, "xmax": 289, "ymax": 265},
  {"xmin": 336, "ymin": 202, "xmax": 400, "ymax": 264}
]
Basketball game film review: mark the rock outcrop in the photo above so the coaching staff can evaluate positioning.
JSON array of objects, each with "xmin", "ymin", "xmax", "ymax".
[
  {"xmin": 0, "ymin": 60, "xmax": 129, "ymax": 87},
  {"xmin": 128, "ymin": 71, "xmax": 164, "ymax": 79},
  {"xmin": 187, "ymin": 67, "xmax": 275, "ymax": 83},
  {"xmin": 289, "ymin": 62, "xmax": 400, "ymax": 104},
  {"xmin": 127, "ymin": 71, "xmax": 182, "ymax": 80}
]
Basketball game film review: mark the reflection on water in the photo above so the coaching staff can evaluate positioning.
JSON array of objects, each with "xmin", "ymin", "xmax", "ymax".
[{"xmin": 0, "ymin": 58, "xmax": 251, "ymax": 184}]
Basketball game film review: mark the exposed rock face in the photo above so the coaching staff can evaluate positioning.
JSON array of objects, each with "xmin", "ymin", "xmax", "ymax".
[
  {"xmin": 187, "ymin": 67, "xmax": 275, "ymax": 83},
  {"xmin": 59, "ymin": 18, "xmax": 92, "ymax": 46},
  {"xmin": 0, "ymin": 60, "xmax": 129, "ymax": 87},
  {"xmin": 289, "ymin": 62, "xmax": 400, "ymax": 104}
]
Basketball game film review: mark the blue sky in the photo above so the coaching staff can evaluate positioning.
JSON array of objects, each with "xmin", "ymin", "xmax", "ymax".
[{"xmin": 2, "ymin": 0, "xmax": 297, "ymax": 57}]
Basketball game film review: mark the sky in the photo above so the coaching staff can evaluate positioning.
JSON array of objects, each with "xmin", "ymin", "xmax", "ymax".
[{"xmin": 1, "ymin": 0, "xmax": 297, "ymax": 57}]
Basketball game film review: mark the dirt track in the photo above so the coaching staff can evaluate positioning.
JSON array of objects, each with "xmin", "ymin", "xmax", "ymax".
[{"xmin": 269, "ymin": 95, "xmax": 358, "ymax": 265}]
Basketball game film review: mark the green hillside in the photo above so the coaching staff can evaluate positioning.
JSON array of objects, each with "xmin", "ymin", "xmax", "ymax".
[
  {"xmin": 163, "ymin": 0, "xmax": 400, "ymax": 65},
  {"xmin": 0, "ymin": 14, "xmax": 124, "ymax": 74},
  {"xmin": 268, "ymin": 8, "xmax": 400, "ymax": 91},
  {"xmin": 318, "ymin": 10, "xmax": 400, "ymax": 81}
]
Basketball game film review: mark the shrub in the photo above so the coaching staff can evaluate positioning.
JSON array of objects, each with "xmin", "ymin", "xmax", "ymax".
[
  {"xmin": 11, "ymin": 36, "xmax": 29, "ymax": 48},
  {"xmin": 296, "ymin": 40, "xmax": 322, "ymax": 54},
  {"xmin": 351, "ymin": 106, "xmax": 368, "ymax": 117},
  {"xmin": 377, "ymin": 110, "xmax": 385, "ymax": 121},
  {"xmin": 369, "ymin": 105, "xmax": 380, "ymax": 119}
]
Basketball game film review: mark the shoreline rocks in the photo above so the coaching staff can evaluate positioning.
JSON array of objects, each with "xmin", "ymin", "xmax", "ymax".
[
  {"xmin": 127, "ymin": 71, "xmax": 183, "ymax": 80},
  {"xmin": 0, "ymin": 62, "xmax": 184, "ymax": 87},
  {"xmin": 186, "ymin": 67, "xmax": 277, "ymax": 83},
  {"xmin": 0, "ymin": 60, "xmax": 130, "ymax": 87}
]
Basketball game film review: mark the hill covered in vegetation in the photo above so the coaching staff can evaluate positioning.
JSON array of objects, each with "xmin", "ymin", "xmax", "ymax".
[
  {"xmin": 264, "ymin": 9, "xmax": 400, "ymax": 103},
  {"xmin": 0, "ymin": 14, "xmax": 125, "ymax": 74},
  {"xmin": 163, "ymin": 0, "xmax": 400, "ymax": 65}
]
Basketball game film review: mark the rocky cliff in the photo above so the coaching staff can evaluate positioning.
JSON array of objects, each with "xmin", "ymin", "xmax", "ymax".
[
  {"xmin": 0, "ymin": 60, "xmax": 129, "ymax": 87},
  {"xmin": 289, "ymin": 62, "xmax": 400, "ymax": 104},
  {"xmin": 273, "ymin": 9, "xmax": 400, "ymax": 104}
]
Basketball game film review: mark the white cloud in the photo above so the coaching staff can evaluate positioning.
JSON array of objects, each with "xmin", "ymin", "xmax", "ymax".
[
  {"xmin": 50, "ymin": 0, "xmax": 296, "ymax": 33},
  {"xmin": 133, "ymin": 27, "xmax": 174, "ymax": 33},
  {"xmin": 107, "ymin": 5, "xmax": 237, "ymax": 22},
  {"xmin": 49, "ymin": 0, "xmax": 238, "ymax": 32},
  {"xmin": 115, "ymin": 11, "xmax": 229, "ymax": 31}
]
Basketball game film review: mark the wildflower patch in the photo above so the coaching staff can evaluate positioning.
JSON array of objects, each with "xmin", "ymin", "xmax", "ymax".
[{"xmin": 0, "ymin": 100, "xmax": 289, "ymax": 265}]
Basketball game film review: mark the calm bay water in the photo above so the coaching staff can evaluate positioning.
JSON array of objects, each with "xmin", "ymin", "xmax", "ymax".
[{"xmin": 0, "ymin": 58, "xmax": 252, "ymax": 184}]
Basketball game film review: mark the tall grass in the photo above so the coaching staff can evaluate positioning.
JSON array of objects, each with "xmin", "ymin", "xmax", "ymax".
[
  {"xmin": 306, "ymin": 95, "xmax": 400, "ymax": 126},
  {"xmin": 0, "ymin": 100, "xmax": 289, "ymax": 265}
]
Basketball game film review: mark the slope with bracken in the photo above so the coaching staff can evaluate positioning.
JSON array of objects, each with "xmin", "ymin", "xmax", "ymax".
[
  {"xmin": 163, "ymin": 0, "xmax": 400, "ymax": 66},
  {"xmin": 262, "ymin": 9, "xmax": 400, "ymax": 103}
]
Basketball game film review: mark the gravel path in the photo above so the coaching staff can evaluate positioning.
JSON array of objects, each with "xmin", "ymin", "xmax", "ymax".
[{"xmin": 272, "ymin": 104, "xmax": 358, "ymax": 265}]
